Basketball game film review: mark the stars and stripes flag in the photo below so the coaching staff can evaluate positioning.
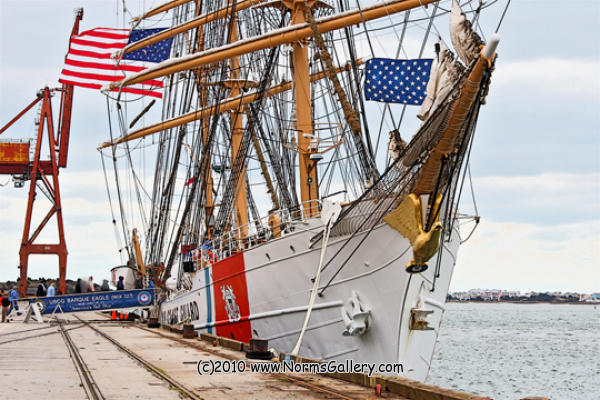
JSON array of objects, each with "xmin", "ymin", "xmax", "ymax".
[
  {"xmin": 364, "ymin": 58, "xmax": 433, "ymax": 105},
  {"xmin": 59, "ymin": 28, "xmax": 173, "ymax": 98}
]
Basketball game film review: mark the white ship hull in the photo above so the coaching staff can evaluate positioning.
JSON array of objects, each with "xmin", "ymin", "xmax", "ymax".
[{"xmin": 160, "ymin": 216, "xmax": 460, "ymax": 382}]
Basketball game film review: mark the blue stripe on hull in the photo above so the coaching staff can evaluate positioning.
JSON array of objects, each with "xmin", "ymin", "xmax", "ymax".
[{"xmin": 204, "ymin": 266, "xmax": 213, "ymax": 333}]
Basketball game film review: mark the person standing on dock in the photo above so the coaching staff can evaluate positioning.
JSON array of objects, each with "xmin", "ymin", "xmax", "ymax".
[
  {"xmin": 1, "ymin": 291, "xmax": 10, "ymax": 322},
  {"xmin": 117, "ymin": 276, "xmax": 125, "ymax": 290},
  {"xmin": 87, "ymin": 276, "xmax": 95, "ymax": 293},
  {"xmin": 47, "ymin": 282, "xmax": 56, "ymax": 297},
  {"xmin": 135, "ymin": 272, "xmax": 143, "ymax": 289},
  {"xmin": 36, "ymin": 280, "xmax": 46, "ymax": 297},
  {"xmin": 75, "ymin": 279, "xmax": 83, "ymax": 293},
  {"xmin": 101, "ymin": 279, "xmax": 110, "ymax": 291},
  {"xmin": 8, "ymin": 287, "xmax": 18, "ymax": 315}
]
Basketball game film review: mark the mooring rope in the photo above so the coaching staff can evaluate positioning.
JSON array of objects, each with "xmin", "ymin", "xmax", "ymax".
[{"xmin": 291, "ymin": 217, "xmax": 334, "ymax": 356}]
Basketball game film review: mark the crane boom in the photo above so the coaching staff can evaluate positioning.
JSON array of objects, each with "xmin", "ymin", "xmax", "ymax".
[{"xmin": 132, "ymin": 229, "xmax": 147, "ymax": 276}]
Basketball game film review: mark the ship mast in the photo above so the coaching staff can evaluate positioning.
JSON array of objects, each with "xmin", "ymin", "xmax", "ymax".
[
  {"xmin": 289, "ymin": 0, "xmax": 319, "ymax": 217},
  {"xmin": 193, "ymin": 0, "xmax": 215, "ymax": 240},
  {"xmin": 226, "ymin": 0, "xmax": 250, "ymax": 238}
]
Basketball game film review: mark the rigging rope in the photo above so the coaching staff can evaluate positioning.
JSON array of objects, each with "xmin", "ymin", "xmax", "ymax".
[
  {"xmin": 338, "ymin": 0, "xmax": 375, "ymax": 161},
  {"xmin": 249, "ymin": 125, "xmax": 280, "ymax": 210},
  {"xmin": 467, "ymin": 164, "xmax": 479, "ymax": 216},
  {"xmin": 430, "ymin": 68, "xmax": 492, "ymax": 288},
  {"xmin": 213, "ymin": 16, "xmax": 283, "ymax": 236},
  {"xmin": 162, "ymin": 0, "xmax": 255, "ymax": 280},
  {"xmin": 495, "ymin": 0, "xmax": 511, "ymax": 33},
  {"xmin": 317, "ymin": 166, "xmax": 418, "ymax": 295},
  {"xmin": 106, "ymin": 98, "xmax": 132, "ymax": 260},
  {"xmin": 393, "ymin": 3, "xmax": 439, "ymax": 135},
  {"xmin": 305, "ymin": 3, "xmax": 378, "ymax": 183}
]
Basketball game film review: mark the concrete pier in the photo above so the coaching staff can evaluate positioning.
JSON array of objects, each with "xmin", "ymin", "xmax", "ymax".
[{"xmin": 0, "ymin": 311, "xmax": 484, "ymax": 399}]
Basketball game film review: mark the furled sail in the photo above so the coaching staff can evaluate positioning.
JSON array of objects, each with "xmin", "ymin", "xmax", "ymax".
[
  {"xmin": 449, "ymin": 0, "xmax": 484, "ymax": 65},
  {"xmin": 417, "ymin": 41, "xmax": 465, "ymax": 121}
]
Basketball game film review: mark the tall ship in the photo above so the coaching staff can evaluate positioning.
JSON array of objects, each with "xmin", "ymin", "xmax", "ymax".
[{"xmin": 93, "ymin": 0, "xmax": 505, "ymax": 381}]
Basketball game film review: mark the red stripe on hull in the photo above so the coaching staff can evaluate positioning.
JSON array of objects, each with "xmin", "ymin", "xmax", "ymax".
[{"xmin": 212, "ymin": 253, "xmax": 252, "ymax": 343}]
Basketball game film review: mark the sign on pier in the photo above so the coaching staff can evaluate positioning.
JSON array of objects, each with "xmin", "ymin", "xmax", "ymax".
[{"xmin": 29, "ymin": 289, "xmax": 155, "ymax": 315}]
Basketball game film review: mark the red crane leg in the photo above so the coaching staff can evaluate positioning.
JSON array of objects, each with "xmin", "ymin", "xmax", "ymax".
[{"xmin": 18, "ymin": 88, "xmax": 68, "ymax": 297}]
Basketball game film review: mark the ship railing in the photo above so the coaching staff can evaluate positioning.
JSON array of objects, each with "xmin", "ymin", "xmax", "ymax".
[{"xmin": 197, "ymin": 199, "xmax": 322, "ymax": 267}]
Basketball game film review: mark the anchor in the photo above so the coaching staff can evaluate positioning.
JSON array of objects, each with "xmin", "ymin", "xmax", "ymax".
[{"xmin": 341, "ymin": 291, "xmax": 371, "ymax": 336}]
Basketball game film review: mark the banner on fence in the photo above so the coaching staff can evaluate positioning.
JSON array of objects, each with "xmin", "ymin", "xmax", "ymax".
[{"xmin": 29, "ymin": 289, "xmax": 155, "ymax": 315}]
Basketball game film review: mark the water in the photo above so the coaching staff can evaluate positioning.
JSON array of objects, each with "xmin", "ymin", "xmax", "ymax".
[{"xmin": 427, "ymin": 302, "xmax": 600, "ymax": 400}]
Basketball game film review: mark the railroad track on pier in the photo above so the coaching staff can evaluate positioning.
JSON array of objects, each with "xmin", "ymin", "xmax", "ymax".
[
  {"xmin": 57, "ymin": 319, "xmax": 105, "ymax": 400},
  {"xmin": 68, "ymin": 315, "xmax": 203, "ymax": 400},
  {"xmin": 64, "ymin": 313, "xmax": 401, "ymax": 399},
  {"xmin": 133, "ymin": 324, "xmax": 361, "ymax": 400},
  {"xmin": 0, "ymin": 322, "xmax": 83, "ymax": 345}
]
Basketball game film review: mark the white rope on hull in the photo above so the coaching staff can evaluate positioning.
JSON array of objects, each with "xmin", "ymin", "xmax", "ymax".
[{"xmin": 291, "ymin": 202, "xmax": 341, "ymax": 355}]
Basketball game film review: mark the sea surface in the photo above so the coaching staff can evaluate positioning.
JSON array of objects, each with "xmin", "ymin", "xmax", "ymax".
[{"xmin": 427, "ymin": 302, "xmax": 599, "ymax": 400}]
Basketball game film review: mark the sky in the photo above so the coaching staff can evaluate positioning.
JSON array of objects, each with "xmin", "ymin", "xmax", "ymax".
[{"xmin": 0, "ymin": 0, "xmax": 599, "ymax": 293}]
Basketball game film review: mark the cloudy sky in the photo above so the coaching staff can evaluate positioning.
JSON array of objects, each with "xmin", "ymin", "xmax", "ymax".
[{"xmin": 0, "ymin": 0, "xmax": 598, "ymax": 292}]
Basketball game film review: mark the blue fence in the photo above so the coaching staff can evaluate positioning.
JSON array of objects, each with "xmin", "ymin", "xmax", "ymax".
[{"xmin": 28, "ymin": 289, "xmax": 155, "ymax": 315}]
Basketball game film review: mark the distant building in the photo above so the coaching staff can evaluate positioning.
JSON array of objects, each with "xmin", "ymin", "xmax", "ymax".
[
  {"xmin": 448, "ymin": 289, "xmax": 594, "ymax": 303},
  {"xmin": 579, "ymin": 294, "xmax": 592, "ymax": 302},
  {"xmin": 467, "ymin": 289, "xmax": 502, "ymax": 301},
  {"xmin": 452, "ymin": 291, "xmax": 470, "ymax": 301}
]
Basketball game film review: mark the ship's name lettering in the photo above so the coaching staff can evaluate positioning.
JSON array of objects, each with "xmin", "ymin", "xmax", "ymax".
[{"xmin": 162, "ymin": 301, "xmax": 199, "ymax": 325}]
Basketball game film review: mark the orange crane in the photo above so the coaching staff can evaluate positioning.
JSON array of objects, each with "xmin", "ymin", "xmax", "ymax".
[{"xmin": 0, "ymin": 9, "xmax": 83, "ymax": 296}]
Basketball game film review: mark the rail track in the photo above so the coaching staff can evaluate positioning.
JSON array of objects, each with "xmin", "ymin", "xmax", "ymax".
[
  {"xmin": 57, "ymin": 316, "xmax": 203, "ymax": 400},
  {"xmin": 71, "ymin": 314, "xmax": 364, "ymax": 399},
  {"xmin": 0, "ymin": 322, "xmax": 83, "ymax": 345},
  {"xmin": 133, "ymin": 324, "xmax": 361, "ymax": 400},
  {"xmin": 3, "ymin": 313, "xmax": 361, "ymax": 399},
  {"xmin": 58, "ymin": 319, "xmax": 105, "ymax": 400},
  {"xmin": 0, "ymin": 310, "xmax": 414, "ymax": 399}
]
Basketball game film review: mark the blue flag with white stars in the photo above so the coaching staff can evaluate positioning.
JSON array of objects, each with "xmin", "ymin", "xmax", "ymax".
[
  {"xmin": 123, "ymin": 29, "xmax": 173, "ymax": 63},
  {"xmin": 364, "ymin": 58, "xmax": 433, "ymax": 105}
]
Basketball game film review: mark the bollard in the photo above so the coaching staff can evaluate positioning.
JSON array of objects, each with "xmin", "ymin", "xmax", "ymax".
[
  {"xmin": 183, "ymin": 324, "xmax": 197, "ymax": 339},
  {"xmin": 246, "ymin": 338, "xmax": 272, "ymax": 359},
  {"xmin": 375, "ymin": 384, "xmax": 382, "ymax": 397},
  {"xmin": 147, "ymin": 317, "xmax": 160, "ymax": 328}
]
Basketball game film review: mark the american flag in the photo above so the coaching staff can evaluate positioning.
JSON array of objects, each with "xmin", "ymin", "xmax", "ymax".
[
  {"xmin": 59, "ymin": 28, "xmax": 173, "ymax": 98},
  {"xmin": 364, "ymin": 58, "xmax": 433, "ymax": 105}
]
